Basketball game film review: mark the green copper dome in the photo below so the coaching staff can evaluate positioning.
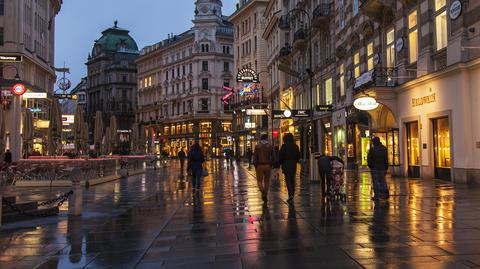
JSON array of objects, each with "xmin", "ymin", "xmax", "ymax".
[{"xmin": 92, "ymin": 21, "xmax": 138, "ymax": 56}]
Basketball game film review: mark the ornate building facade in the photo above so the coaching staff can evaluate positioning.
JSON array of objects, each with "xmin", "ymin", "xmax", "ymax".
[
  {"xmin": 136, "ymin": 0, "xmax": 234, "ymax": 157},
  {"xmin": 85, "ymin": 22, "xmax": 139, "ymax": 147},
  {"xmin": 0, "ymin": 0, "xmax": 63, "ymax": 159}
]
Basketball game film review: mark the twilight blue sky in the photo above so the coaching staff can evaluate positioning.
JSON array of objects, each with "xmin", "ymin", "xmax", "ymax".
[{"xmin": 55, "ymin": 0, "xmax": 236, "ymax": 89}]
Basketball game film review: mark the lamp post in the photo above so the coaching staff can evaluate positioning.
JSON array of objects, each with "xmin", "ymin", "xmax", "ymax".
[
  {"xmin": 2, "ymin": 65, "xmax": 23, "ymax": 161},
  {"xmin": 278, "ymin": 8, "xmax": 316, "ymax": 180}
]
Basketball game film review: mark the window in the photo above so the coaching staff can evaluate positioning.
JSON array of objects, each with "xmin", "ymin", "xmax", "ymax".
[
  {"xmin": 316, "ymin": 84, "xmax": 321, "ymax": 105},
  {"xmin": 189, "ymin": 63, "xmax": 193, "ymax": 73},
  {"xmin": 223, "ymin": 61, "xmax": 229, "ymax": 72},
  {"xmin": 367, "ymin": 42, "xmax": 374, "ymax": 70},
  {"xmin": 386, "ymin": 28, "xmax": 395, "ymax": 68},
  {"xmin": 325, "ymin": 78, "xmax": 333, "ymax": 105},
  {"xmin": 182, "ymin": 82, "xmax": 186, "ymax": 93},
  {"xmin": 200, "ymin": 98, "xmax": 209, "ymax": 111},
  {"xmin": 339, "ymin": 0, "xmax": 345, "ymax": 29},
  {"xmin": 339, "ymin": 64, "xmax": 345, "ymax": 96},
  {"xmin": 148, "ymin": 76, "xmax": 152, "ymax": 87},
  {"xmin": 435, "ymin": 0, "xmax": 447, "ymax": 51},
  {"xmin": 408, "ymin": 11, "xmax": 418, "ymax": 63},
  {"xmin": 202, "ymin": 78, "xmax": 209, "ymax": 90},
  {"xmin": 0, "ymin": 0, "xmax": 4, "ymax": 15},
  {"xmin": 353, "ymin": 52, "xmax": 360, "ymax": 78},
  {"xmin": 202, "ymin": 61, "xmax": 208, "ymax": 71},
  {"xmin": 223, "ymin": 80, "xmax": 230, "ymax": 88},
  {"xmin": 144, "ymin": 78, "xmax": 148, "ymax": 88},
  {"xmin": 353, "ymin": 0, "xmax": 359, "ymax": 16},
  {"xmin": 0, "ymin": 27, "xmax": 3, "ymax": 46},
  {"xmin": 182, "ymin": 65, "xmax": 186, "ymax": 75},
  {"xmin": 166, "ymin": 71, "xmax": 169, "ymax": 80}
]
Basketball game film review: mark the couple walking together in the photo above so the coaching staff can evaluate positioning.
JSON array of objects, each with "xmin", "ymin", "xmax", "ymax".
[{"xmin": 253, "ymin": 133, "xmax": 300, "ymax": 204}]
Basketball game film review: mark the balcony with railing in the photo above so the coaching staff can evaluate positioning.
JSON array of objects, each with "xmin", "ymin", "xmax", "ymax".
[
  {"xmin": 354, "ymin": 67, "xmax": 398, "ymax": 91},
  {"xmin": 360, "ymin": 0, "xmax": 395, "ymax": 25},
  {"xmin": 293, "ymin": 28, "xmax": 307, "ymax": 50},
  {"xmin": 312, "ymin": 3, "xmax": 333, "ymax": 28},
  {"xmin": 278, "ymin": 45, "xmax": 292, "ymax": 63}
]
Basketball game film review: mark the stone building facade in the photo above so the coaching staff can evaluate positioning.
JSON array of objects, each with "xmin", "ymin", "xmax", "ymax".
[
  {"xmin": 0, "ymin": 0, "xmax": 62, "ymax": 159},
  {"xmin": 136, "ymin": 0, "xmax": 234, "ymax": 157},
  {"xmin": 266, "ymin": 0, "xmax": 480, "ymax": 183},
  {"xmin": 85, "ymin": 22, "xmax": 139, "ymax": 147}
]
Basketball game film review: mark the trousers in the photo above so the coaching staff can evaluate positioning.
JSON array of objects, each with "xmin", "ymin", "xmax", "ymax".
[
  {"xmin": 371, "ymin": 170, "xmax": 389, "ymax": 198},
  {"xmin": 284, "ymin": 173, "xmax": 295, "ymax": 197},
  {"xmin": 319, "ymin": 170, "xmax": 332, "ymax": 196},
  {"xmin": 255, "ymin": 165, "xmax": 272, "ymax": 195}
]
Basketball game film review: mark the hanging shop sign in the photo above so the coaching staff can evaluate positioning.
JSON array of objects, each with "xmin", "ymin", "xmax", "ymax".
[
  {"xmin": 412, "ymin": 93, "xmax": 436, "ymax": 107},
  {"xmin": 293, "ymin": 109, "xmax": 311, "ymax": 118},
  {"xmin": 23, "ymin": 92, "xmax": 47, "ymax": 99},
  {"xmin": 236, "ymin": 68, "xmax": 260, "ymax": 83},
  {"xmin": 54, "ymin": 93, "xmax": 77, "ymax": 100},
  {"xmin": 57, "ymin": 77, "xmax": 72, "ymax": 91},
  {"xmin": 0, "ymin": 54, "xmax": 22, "ymax": 62},
  {"xmin": 246, "ymin": 109, "xmax": 267, "ymax": 116},
  {"xmin": 353, "ymin": 96, "xmax": 379, "ymax": 111},
  {"xmin": 28, "ymin": 107, "xmax": 42, "ymax": 113},
  {"xmin": 62, "ymin": 114, "xmax": 75, "ymax": 124},
  {"xmin": 12, "ymin": 84, "xmax": 27, "ymax": 96},
  {"xmin": 396, "ymin": 38, "xmax": 404, "ymax": 52},
  {"xmin": 239, "ymin": 83, "xmax": 260, "ymax": 96},
  {"xmin": 117, "ymin": 130, "xmax": 132, "ymax": 133},
  {"xmin": 273, "ymin": 109, "xmax": 292, "ymax": 119},
  {"xmin": 354, "ymin": 70, "xmax": 374, "ymax": 90},
  {"xmin": 36, "ymin": 120, "xmax": 50, "ymax": 129},
  {"xmin": 449, "ymin": 0, "xmax": 462, "ymax": 20},
  {"xmin": 245, "ymin": 122, "xmax": 256, "ymax": 129},
  {"xmin": 316, "ymin": 105, "xmax": 333, "ymax": 112}
]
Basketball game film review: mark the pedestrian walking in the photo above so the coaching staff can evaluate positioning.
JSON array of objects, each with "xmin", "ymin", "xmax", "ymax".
[
  {"xmin": 4, "ymin": 149, "xmax": 12, "ymax": 164},
  {"xmin": 178, "ymin": 148, "xmax": 186, "ymax": 172},
  {"xmin": 188, "ymin": 143, "xmax": 205, "ymax": 191},
  {"xmin": 367, "ymin": 137, "xmax": 390, "ymax": 201},
  {"xmin": 318, "ymin": 154, "xmax": 332, "ymax": 198},
  {"xmin": 253, "ymin": 134, "xmax": 273, "ymax": 203},
  {"xmin": 272, "ymin": 146, "xmax": 280, "ymax": 181},
  {"xmin": 279, "ymin": 133, "xmax": 300, "ymax": 204},
  {"xmin": 246, "ymin": 148, "xmax": 253, "ymax": 168}
]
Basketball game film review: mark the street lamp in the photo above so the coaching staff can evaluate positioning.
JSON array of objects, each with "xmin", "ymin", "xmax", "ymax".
[{"xmin": 278, "ymin": 8, "xmax": 316, "ymax": 178}]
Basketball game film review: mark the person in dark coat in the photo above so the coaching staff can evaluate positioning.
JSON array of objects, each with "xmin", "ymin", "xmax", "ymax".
[
  {"xmin": 4, "ymin": 149, "xmax": 12, "ymax": 164},
  {"xmin": 367, "ymin": 137, "xmax": 390, "ymax": 200},
  {"xmin": 178, "ymin": 148, "xmax": 186, "ymax": 172},
  {"xmin": 188, "ymin": 143, "xmax": 205, "ymax": 191},
  {"xmin": 318, "ymin": 154, "xmax": 332, "ymax": 197},
  {"xmin": 246, "ymin": 148, "xmax": 253, "ymax": 168},
  {"xmin": 278, "ymin": 133, "xmax": 300, "ymax": 203}
]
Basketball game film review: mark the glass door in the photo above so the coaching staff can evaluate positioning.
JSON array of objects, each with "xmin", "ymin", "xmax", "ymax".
[
  {"xmin": 406, "ymin": 122, "xmax": 420, "ymax": 177},
  {"xmin": 433, "ymin": 118, "xmax": 451, "ymax": 180}
]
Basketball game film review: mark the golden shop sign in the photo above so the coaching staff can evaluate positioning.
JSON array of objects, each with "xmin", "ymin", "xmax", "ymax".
[{"xmin": 412, "ymin": 93, "xmax": 436, "ymax": 107}]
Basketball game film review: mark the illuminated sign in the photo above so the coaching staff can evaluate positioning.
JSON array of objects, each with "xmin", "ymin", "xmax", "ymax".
[
  {"xmin": 273, "ymin": 109, "xmax": 292, "ymax": 119},
  {"xmin": 236, "ymin": 68, "xmax": 260, "ymax": 83},
  {"xmin": 293, "ymin": 110, "xmax": 311, "ymax": 118},
  {"xmin": 12, "ymin": 84, "xmax": 27, "ymax": 96},
  {"xmin": 0, "ymin": 55, "xmax": 22, "ymax": 62},
  {"xmin": 246, "ymin": 109, "xmax": 267, "ymax": 116},
  {"xmin": 222, "ymin": 86, "xmax": 234, "ymax": 104},
  {"xmin": 316, "ymin": 105, "xmax": 333, "ymax": 112},
  {"xmin": 353, "ymin": 96, "xmax": 379, "ymax": 111},
  {"xmin": 62, "ymin": 129, "xmax": 73, "ymax": 132},
  {"xmin": 117, "ymin": 130, "xmax": 132, "ymax": 133},
  {"xmin": 412, "ymin": 93, "xmax": 436, "ymax": 107},
  {"xmin": 62, "ymin": 115, "xmax": 75, "ymax": 124},
  {"xmin": 54, "ymin": 93, "xmax": 77, "ymax": 100},
  {"xmin": 245, "ymin": 122, "xmax": 256, "ymax": 129},
  {"xmin": 239, "ymin": 83, "xmax": 259, "ymax": 96},
  {"xmin": 36, "ymin": 120, "xmax": 50, "ymax": 129},
  {"xmin": 23, "ymin": 92, "xmax": 47, "ymax": 99},
  {"xmin": 28, "ymin": 108, "xmax": 42, "ymax": 113}
]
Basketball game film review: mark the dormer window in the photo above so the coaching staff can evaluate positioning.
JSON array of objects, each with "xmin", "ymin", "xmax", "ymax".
[{"xmin": 201, "ymin": 43, "xmax": 209, "ymax": 53}]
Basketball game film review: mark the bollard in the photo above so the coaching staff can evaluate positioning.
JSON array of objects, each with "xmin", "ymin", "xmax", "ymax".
[{"xmin": 68, "ymin": 180, "xmax": 83, "ymax": 217}]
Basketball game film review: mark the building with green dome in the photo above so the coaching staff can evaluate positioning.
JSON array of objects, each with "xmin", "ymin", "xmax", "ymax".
[{"xmin": 85, "ymin": 21, "xmax": 139, "ymax": 154}]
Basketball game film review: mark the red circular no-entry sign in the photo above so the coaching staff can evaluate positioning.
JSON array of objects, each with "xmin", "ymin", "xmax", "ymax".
[{"xmin": 12, "ymin": 84, "xmax": 26, "ymax": 96}]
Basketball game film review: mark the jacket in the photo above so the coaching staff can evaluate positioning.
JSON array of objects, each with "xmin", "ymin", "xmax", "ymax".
[
  {"xmin": 367, "ymin": 144, "xmax": 389, "ymax": 171},
  {"xmin": 317, "ymin": 155, "xmax": 332, "ymax": 172},
  {"xmin": 188, "ymin": 148, "xmax": 204, "ymax": 172},
  {"xmin": 279, "ymin": 143, "xmax": 300, "ymax": 174},
  {"xmin": 253, "ymin": 140, "xmax": 273, "ymax": 166}
]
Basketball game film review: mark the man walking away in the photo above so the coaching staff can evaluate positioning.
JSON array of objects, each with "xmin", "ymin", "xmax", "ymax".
[
  {"xmin": 253, "ymin": 134, "xmax": 273, "ymax": 203},
  {"xmin": 367, "ymin": 137, "xmax": 390, "ymax": 201},
  {"xmin": 188, "ymin": 143, "xmax": 205, "ymax": 191},
  {"xmin": 318, "ymin": 154, "xmax": 332, "ymax": 198},
  {"xmin": 279, "ymin": 133, "xmax": 300, "ymax": 204},
  {"xmin": 178, "ymin": 148, "xmax": 186, "ymax": 172},
  {"xmin": 246, "ymin": 148, "xmax": 253, "ymax": 168}
]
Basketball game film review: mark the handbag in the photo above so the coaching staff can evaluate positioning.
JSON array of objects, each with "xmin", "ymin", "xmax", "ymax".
[{"xmin": 202, "ymin": 167, "xmax": 209, "ymax": 177}]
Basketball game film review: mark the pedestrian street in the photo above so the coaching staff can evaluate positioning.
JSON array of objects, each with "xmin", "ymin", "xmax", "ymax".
[{"xmin": 2, "ymin": 160, "xmax": 480, "ymax": 269}]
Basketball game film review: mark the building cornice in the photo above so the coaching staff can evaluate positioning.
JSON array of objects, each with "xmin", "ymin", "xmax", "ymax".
[{"xmin": 229, "ymin": 0, "xmax": 268, "ymax": 22}]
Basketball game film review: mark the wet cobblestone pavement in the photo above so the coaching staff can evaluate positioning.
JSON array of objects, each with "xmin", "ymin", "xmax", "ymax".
[{"xmin": 2, "ymin": 160, "xmax": 480, "ymax": 268}]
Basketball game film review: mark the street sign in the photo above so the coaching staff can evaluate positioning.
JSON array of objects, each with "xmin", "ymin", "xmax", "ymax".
[
  {"xmin": 0, "ymin": 55, "xmax": 22, "ymax": 62},
  {"xmin": 54, "ymin": 93, "xmax": 77, "ymax": 100},
  {"xmin": 293, "ymin": 109, "xmax": 311, "ymax": 118},
  {"xmin": 316, "ymin": 105, "xmax": 333, "ymax": 112},
  {"xmin": 12, "ymin": 84, "xmax": 27, "ymax": 96}
]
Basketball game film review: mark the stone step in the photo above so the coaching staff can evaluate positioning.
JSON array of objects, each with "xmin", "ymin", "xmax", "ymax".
[{"xmin": 2, "ymin": 207, "xmax": 59, "ymax": 223}]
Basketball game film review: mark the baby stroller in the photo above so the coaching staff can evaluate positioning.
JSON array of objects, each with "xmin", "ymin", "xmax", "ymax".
[{"xmin": 331, "ymin": 159, "xmax": 346, "ymax": 201}]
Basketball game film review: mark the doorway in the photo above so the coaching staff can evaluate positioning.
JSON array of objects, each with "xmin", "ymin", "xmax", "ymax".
[
  {"xmin": 433, "ymin": 117, "xmax": 451, "ymax": 180},
  {"xmin": 406, "ymin": 122, "xmax": 420, "ymax": 177}
]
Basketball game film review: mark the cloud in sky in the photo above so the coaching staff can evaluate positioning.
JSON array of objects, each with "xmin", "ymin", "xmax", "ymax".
[{"xmin": 55, "ymin": 0, "xmax": 236, "ymax": 89}]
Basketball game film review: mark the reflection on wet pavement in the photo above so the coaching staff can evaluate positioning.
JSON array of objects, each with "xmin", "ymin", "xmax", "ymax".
[{"xmin": 1, "ymin": 160, "xmax": 480, "ymax": 268}]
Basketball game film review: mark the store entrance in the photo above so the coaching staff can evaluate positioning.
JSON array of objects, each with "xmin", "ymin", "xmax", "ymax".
[
  {"xmin": 406, "ymin": 122, "xmax": 420, "ymax": 178},
  {"xmin": 433, "ymin": 117, "xmax": 451, "ymax": 181}
]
